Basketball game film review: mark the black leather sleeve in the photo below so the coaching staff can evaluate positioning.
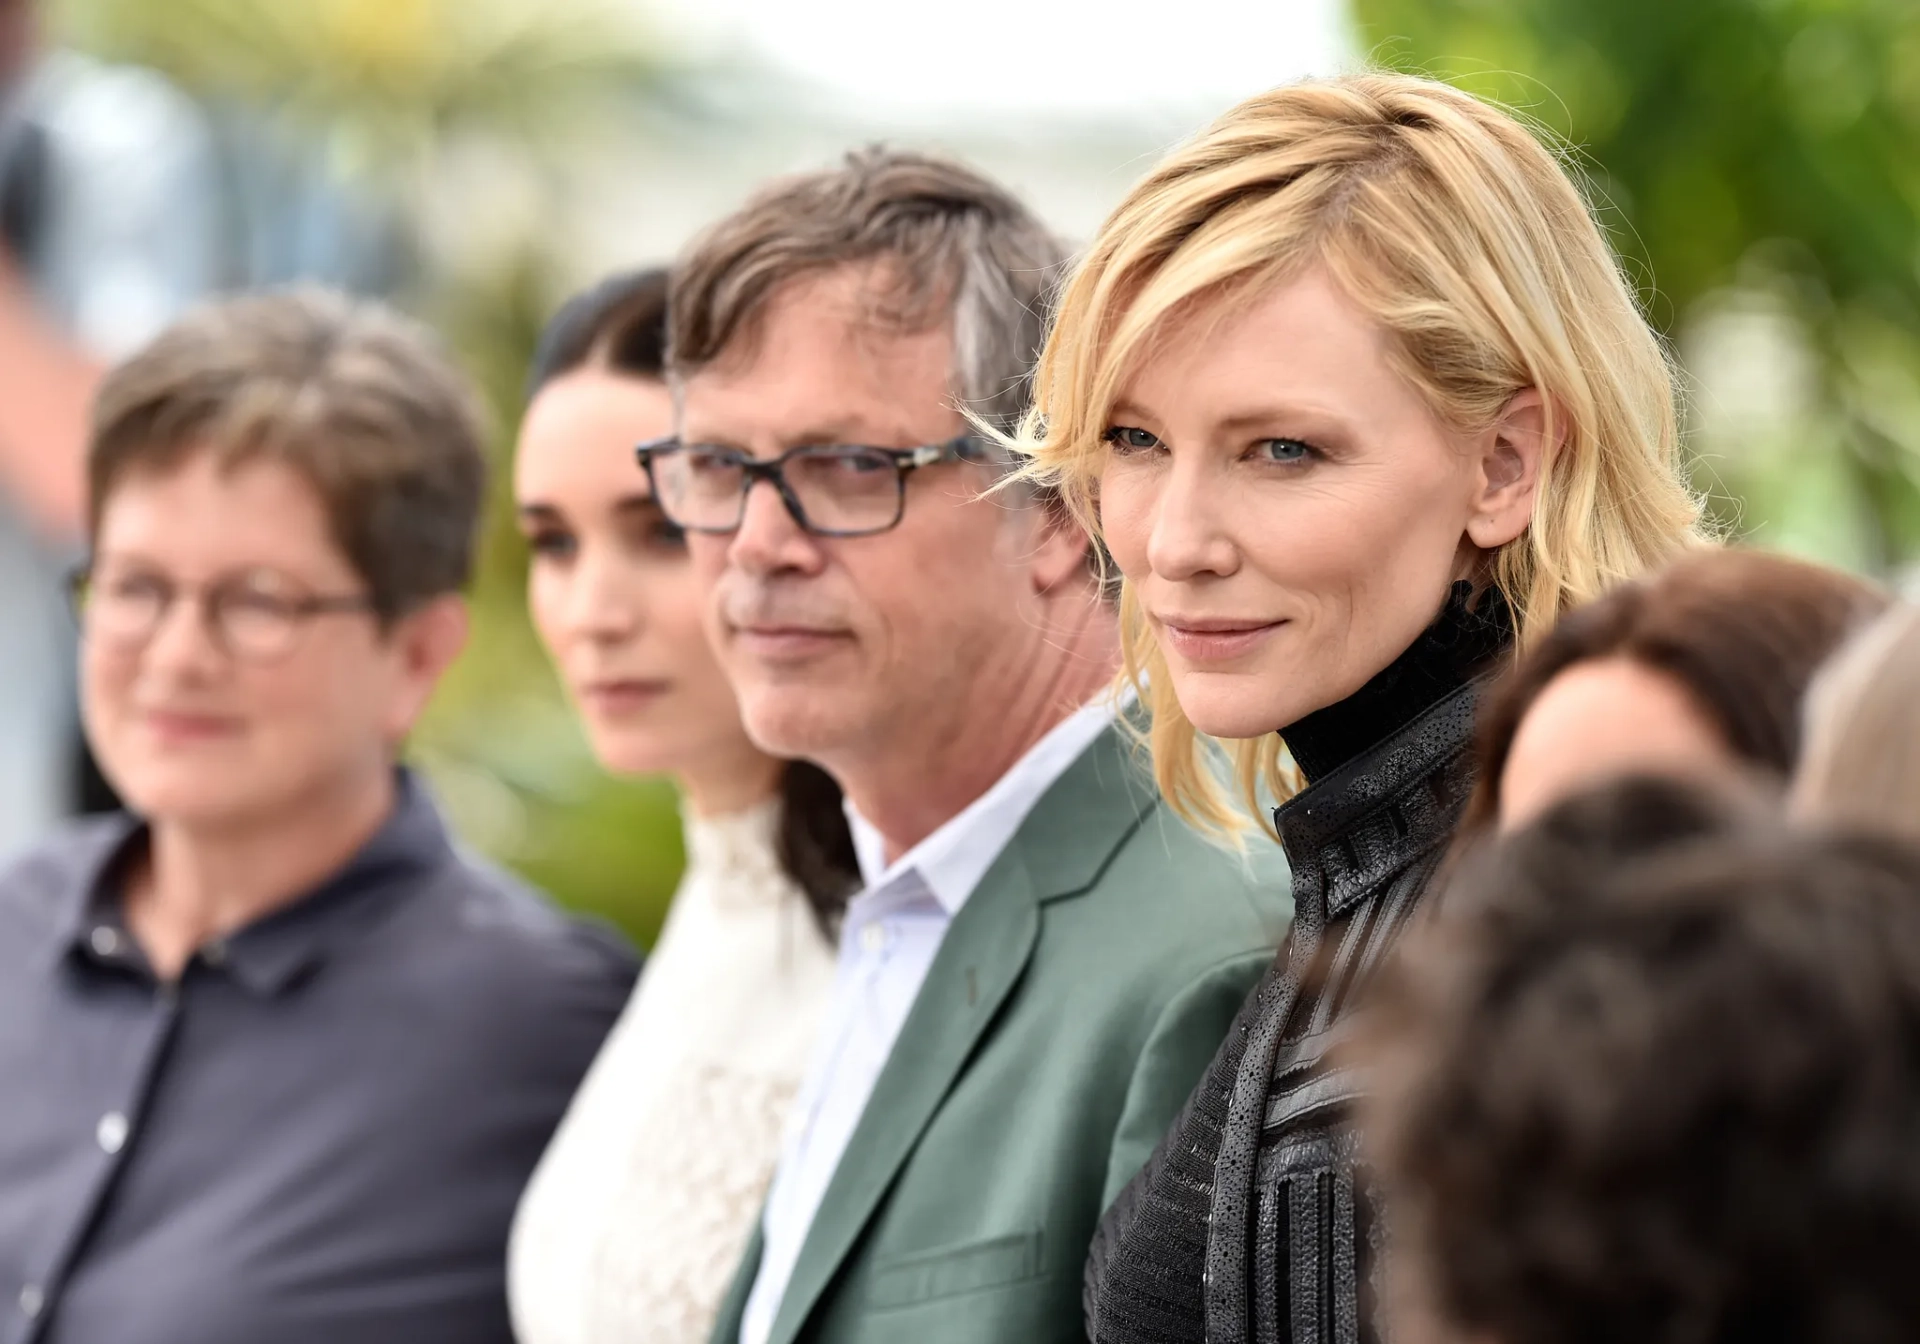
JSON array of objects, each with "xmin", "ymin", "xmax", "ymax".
[{"xmin": 1084, "ymin": 958, "xmax": 1280, "ymax": 1344}]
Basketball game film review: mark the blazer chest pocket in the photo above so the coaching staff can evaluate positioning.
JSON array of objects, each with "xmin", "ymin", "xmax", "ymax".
[{"xmin": 866, "ymin": 1230, "xmax": 1046, "ymax": 1309}]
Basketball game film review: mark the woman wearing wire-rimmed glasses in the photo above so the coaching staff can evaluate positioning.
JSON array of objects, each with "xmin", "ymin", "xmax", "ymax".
[
  {"xmin": 67, "ymin": 564, "xmax": 377, "ymax": 663},
  {"xmin": 0, "ymin": 288, "xmax": 634, "ymax": 1344}
]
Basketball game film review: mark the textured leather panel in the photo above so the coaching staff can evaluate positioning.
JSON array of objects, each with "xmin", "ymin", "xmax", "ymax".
[
  {"xmin": 1205, "ymin": 684, "xmax": 1478, "ymax": 1344},
  {"xmin": 1085, "ymin": 586, "xmax": 1508, "ymax": 1344},
  {"xmin": 1086, "ymin": 685, "xmax": 1485, "ymax": 1344}
]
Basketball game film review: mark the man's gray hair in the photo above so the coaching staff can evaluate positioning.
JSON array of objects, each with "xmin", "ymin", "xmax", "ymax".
[{"xmin": 666, "ymin": 146, "xmax": 1069, "ymax": 449}]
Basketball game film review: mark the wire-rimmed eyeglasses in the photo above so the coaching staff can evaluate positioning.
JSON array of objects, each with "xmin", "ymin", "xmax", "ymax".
[
  {"xmin": 634, "ymin": 434, "xmax": 989, "ymax": 538},
  {"xmin": 67, "ymin": 565, "xmax": 376, "ymax": 663}
]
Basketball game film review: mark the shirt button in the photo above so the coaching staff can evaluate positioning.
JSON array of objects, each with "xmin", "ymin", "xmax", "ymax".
[
  {"xmin": 859, "ymin": 923, "xmax": 887, "ymax": 954},
  {"xmin": 18, "ymin": 1284, "xmax": 43, "ymax": 1319},
  {"xmin": 201, "ymin": 939, "xmax": 229, "ymax": 967},
  {"xmin": 89, "ymin": 926, "xmax": 120, "ymax": 957},
  {"xmin": 96, "ymin": 1111, "xmax": 130, "ymax": 1155}
]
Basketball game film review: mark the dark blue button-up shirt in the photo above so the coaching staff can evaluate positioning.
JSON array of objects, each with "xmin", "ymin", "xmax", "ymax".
[{"xmin": 0, "ymin": 773, "xmax": 638, "ymax": 1344}]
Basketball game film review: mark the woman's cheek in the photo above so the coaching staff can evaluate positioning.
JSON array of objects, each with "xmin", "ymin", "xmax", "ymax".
[
  {"xmin": 526, "ymin": 562, "xmax": 572, "ymax": 656},
  {"xmin": 1096, "ymin": 470, "xmax": 1154, "ymax": 578}
]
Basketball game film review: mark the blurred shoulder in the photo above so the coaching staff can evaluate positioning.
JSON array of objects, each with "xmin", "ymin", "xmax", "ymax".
[
  {"xmin": 0, "ymin": 814, "xmax": 142, "ymax": 937},
  {"xmin": 404, "ymin": 842, "xmax": 640, "ymax": 1007}
]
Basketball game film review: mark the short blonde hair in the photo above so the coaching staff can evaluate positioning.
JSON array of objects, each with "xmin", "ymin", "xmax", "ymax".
[
  {"xmin": 1012, "ymin": 73, "xmax": 1708, "ymax": 835},
  {"xmin": 1794, "ymin": 603, "xmax": 1920, "ymax": 839}
]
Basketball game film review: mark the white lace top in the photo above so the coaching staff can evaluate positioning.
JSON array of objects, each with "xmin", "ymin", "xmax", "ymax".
[{"xmin": 507, "ymin": 800, "xmax": 838, "ymax": 1344}]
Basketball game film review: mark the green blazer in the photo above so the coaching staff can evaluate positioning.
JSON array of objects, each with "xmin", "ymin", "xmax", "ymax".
[{"xmin": 708, "ymin": 724, "xmax": 1291, "ymax": 1344}]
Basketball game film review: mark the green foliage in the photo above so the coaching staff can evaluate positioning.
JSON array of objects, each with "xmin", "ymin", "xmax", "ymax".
[
  {"xmin": 52, "ymin": 0, "xmax": 666, "ymax": 177},
  {"xmin": 1355, "ymin": 0, "xmax": 1920, "ymax": 570}
]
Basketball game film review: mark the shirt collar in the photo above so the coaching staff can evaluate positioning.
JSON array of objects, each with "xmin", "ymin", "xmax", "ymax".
[
  {"xmin": 844, "ymin": 695, "xmax": 1118, "ymax": 917},
  {"xmin": 53, "ymin": 769, "xmax": 456, "ymax": 997}
]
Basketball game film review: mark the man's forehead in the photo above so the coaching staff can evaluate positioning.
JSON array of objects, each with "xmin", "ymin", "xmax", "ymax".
[
  {"xmin": 679, "ymin": 265, "xmax": 958, "ymax": 444},
  {"xmin": 732, "ymin": 265, "xmax": 950, "ymax": 368}
]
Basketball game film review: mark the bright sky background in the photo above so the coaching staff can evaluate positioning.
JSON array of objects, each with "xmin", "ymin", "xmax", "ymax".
[{"xmin": 654, "ymin": 0, "xmax": 1356, "ymax": 124}]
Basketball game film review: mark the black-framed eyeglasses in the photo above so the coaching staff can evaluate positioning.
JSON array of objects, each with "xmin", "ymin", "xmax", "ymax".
[
  {"xmin": 634, "ymin": 434, "xmax": 989, "ymax": 538},
  {"xmin": 67, "ymin": 565, "xmax": 377, "ymax": 663}
]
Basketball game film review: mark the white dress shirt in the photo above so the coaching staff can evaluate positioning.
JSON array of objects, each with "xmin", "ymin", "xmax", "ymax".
[{"xmin": 739, "ymin": 697, "xmax": 1118, "ymax": 1344}]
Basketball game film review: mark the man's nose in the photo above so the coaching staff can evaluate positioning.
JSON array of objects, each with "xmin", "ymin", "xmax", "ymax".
[{"xmin": 728, "ymin": 475, "xmax": 823, "ymax": 577}]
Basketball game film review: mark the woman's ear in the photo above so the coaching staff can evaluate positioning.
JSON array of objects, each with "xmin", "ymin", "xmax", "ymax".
[
  {"xmin": 1027, "ymin": 504, "xmax": 1097, "ymax": 596},
  {"xmin": 383, "ymin": 595, "xmax": 470, "ymax": 742},
  {"xmin": 1466, "ymin": 388, "xmax": 1553, "ymax": 550}
]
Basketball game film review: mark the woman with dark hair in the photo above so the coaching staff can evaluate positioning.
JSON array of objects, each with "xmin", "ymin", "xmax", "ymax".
[
  {"xmin": 1466, "ymin": 548, "xmax": 1888, "ymax": 834},
  {"xmin": 505, "ymin": 269, "xmax": 857, "ymax": 1344}
]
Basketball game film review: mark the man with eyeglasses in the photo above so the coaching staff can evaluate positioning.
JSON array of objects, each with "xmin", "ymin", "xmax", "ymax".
[
  {"xmin": 0, "ymin": 289, "xmax": 635, "ymax": 1344},
  {"xmin": 665, "ymin": 149, "xmax": 1291, "ymax": 1344}
]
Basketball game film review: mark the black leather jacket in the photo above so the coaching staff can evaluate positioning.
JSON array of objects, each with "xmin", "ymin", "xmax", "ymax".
[{"xmin": 1085, "ymin": 585, "xmax": 1511, "ymax": 1344}]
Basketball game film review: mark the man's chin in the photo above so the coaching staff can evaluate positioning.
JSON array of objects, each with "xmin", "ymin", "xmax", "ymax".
[{"xmin": 736, "ymin": 685, "xmax": 863, "ymax": 763}]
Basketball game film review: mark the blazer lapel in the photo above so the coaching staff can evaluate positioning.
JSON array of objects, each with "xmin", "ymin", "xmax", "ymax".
[
  {"xmin": 766, "ymin": 724, "xmax": 1158, "ymax": 1344},
  {"xmin": 768, "ymin": 858, "xmax": 1039, "ymax": 1344}
]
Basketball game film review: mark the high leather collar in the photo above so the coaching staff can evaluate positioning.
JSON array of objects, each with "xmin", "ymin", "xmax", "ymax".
[
  {"xmin": 1274, "ymin": 682, "xmax": 1483, "ymax": 927},
  {"xmin": 1276, "ymin": 580, "xmax": 1513, "ymax": 787}
]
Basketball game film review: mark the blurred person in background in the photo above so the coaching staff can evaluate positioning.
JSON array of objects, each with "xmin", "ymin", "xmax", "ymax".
[
  {"xmin": 1793, "ymin": 602, "xmax": 1920, "ymax": 839},
  {"xmin": 657, "ymin": 148, "xmax": 1289, "ymax": 1344},
  {"xmin": 0, "ymin": 289, "xmax": 634, "ymax": 1344},
  {"xmin": 1015, "ymin": 73, "xmax": 1705, "ymax": 1344},
  {"xmin": 507, "ymin": 267, "xmax": 858, "ymax": 1344},
  {"xmin": 0, "ymin": 0, "xmax": 220, "ymax": 849},
  {"xmin": 1367, "ymin": 777, "xmax": 1920, "ymax": 1344},
  {"xmin": 1465, "ymin": 548, "xmax": 1889, "ymax": 834}
]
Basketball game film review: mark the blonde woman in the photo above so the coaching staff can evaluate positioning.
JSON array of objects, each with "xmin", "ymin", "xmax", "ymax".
[
  {"xmin": 1793, "ymin": 601, "xmax": 1920, "ymax": 838},
  {"xmin": 1014, "ymin": 75, "xmax": 1706, "ymax": 1344}
]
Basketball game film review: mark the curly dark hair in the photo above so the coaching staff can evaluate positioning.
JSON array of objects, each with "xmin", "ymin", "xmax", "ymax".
[{"xmin": 1370, "ymin": 776, "xmax": 1920, "ymax": 1344}]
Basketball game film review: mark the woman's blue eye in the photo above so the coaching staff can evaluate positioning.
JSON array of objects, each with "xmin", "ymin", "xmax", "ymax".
[
  {"xmin": 1255, "ymin": 438, "xmax": 1312, "ymax": 463},
  {"xmin": 1104, "ymin": 426, "xmax": 1161, "ymax": 453}
]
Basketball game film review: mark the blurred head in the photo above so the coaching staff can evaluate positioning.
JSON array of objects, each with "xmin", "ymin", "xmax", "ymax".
[
  {"xmin": 1793, "ymin": 603, "xmax": 1920, "ymax": 839},
  {"xmin": 1013, "ymin": 72, "xmax": 1704, "ymax": 833},
  {"xmin": 515, "ymin": 267, "xmax": 756, "ymax": 782},
  {"xmin": 667, "ymin": 148, "xmax": 1088, "ymax": 787},
  {"xmin": 1369, "ymin": 783, "xmax": 1920, "ymax": 1344},
  {"xmin": 1467, "ymin": 548, "xmax": 1889, "ymax": 833},
  {"xmin": 81, "ymin": 288, "xmax": 483, "ymax": 832}
]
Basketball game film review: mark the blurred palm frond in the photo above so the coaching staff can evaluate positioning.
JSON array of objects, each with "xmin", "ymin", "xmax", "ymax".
[{"xmin": 53, "ymin": 0, "xmax": 672, "ymax": 171}]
